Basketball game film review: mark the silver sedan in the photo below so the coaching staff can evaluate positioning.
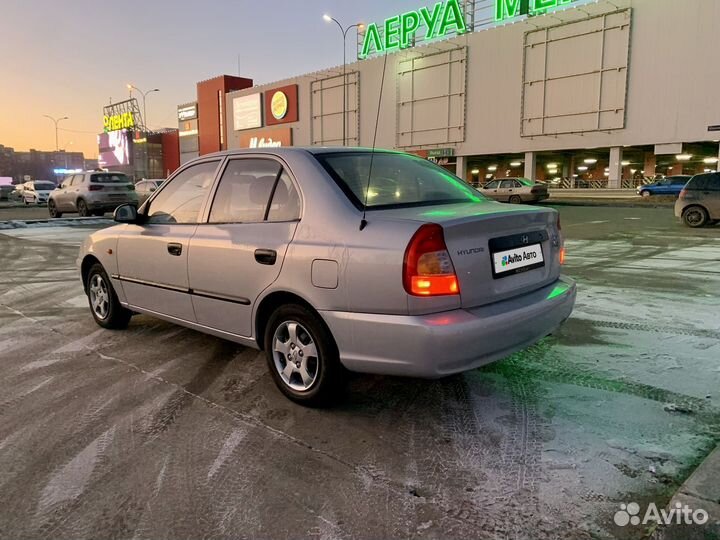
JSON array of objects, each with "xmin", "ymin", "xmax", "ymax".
[{"xmin": 78, "ymin": 148, "xmax": 576, "ymax": 405}]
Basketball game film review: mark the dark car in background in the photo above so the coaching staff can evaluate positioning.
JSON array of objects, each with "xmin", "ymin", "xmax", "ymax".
[
  {"xmin": 675, "ymin": 172, "xmax": 720, "ymax": 227},
  {"xmin": 637, "ymin": 175, "xmax": 691, "ymax": 198},
  {"xmin": 0, "ymin": 184, "xmax": 15, "ymax": 201}
]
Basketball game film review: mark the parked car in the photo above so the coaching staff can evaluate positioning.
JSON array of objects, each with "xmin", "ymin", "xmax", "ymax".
[
  {"xmin": 675, "ymin": 172, "xmax": 720, "ymax": 228},
  {"xmin": 479, "ymin": 178, "xmax": 549, "ymax": 204},
  {"xmin": 134, "ymin": 179, "xmax": 165, "ymax": 206},
  {"xmin": 78, "ymin": 148, "xmax": 576, "ymax": 405},
  {"xmin": 0, "ymin": 184, "xmax": 15, "ymax": 201},
  {"xmin": 49, "ymin": 171, "xmax": 138, "ymax": 218},
  {"xmin": 21, "ymin": 180, "xmax": 56, "ymax": 205},
  {"xmin": 637, "ymin": 175, "xmax": 691, "ymax": 198}
]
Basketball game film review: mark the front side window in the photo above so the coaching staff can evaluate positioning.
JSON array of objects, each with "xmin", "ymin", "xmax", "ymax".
[
  {"xmin": 484, "ymin": 181, "xmax": 499, "ymax": 189},
  {"xmin": 147, "ymin": 161, "xmax": 219, "ymax": 224},
  {"xmin": 316, "ymin": 152, "xmax": 483, "ymax": 210},
  {"xmin": 209, "ymin": 159, "xmax": 301, "ymax": 224}
]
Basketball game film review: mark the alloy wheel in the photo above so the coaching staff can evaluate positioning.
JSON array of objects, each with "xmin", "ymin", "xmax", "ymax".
[
  {"xmin": 272, "ymin": 321, "xmax": 319, "ymax": 392},
  {"xmin": 89, "ymin": 274, "xmax": 110, "ymax": 320}
]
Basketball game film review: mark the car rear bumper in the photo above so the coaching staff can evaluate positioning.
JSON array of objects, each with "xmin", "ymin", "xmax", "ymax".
[
  {"xmin": 674, "ymin": 199, "xmax": 685, "ymax": 218},
  {"xmin": 320, "ymin": 276, "xmax": 576, "ymax": 378}
]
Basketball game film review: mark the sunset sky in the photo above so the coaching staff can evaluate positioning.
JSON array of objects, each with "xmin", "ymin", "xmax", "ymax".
[{"xmin": 0, "ymin": 0, "xmax": 424, "ymax": 158}]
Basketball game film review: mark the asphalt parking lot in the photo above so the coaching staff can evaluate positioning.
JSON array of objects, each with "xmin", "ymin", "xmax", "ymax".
[{"xmin": 0, "ymin": 205, "xmax": 718, "ymax": 539}]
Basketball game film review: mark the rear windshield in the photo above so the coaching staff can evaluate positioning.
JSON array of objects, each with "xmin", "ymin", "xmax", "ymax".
[
  {"xmin": 91, "ymin": 173, "xmax": 129, "ymax": 184},
  {"xmin": 315, "ymin": 152, "xmax": 483, "ymax": 210},
  {"xmin": 34, "ymin": 182, "xmax": 55, "ymax": 190}
]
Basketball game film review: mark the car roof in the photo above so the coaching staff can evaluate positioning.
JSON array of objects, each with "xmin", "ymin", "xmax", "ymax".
[{"xmin": 201, "ymin": 147, "xmax": 408, "ymax": 159}]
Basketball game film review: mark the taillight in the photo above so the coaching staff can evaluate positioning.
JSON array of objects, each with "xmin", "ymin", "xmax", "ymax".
[
  {"xmin": 88, "ymin": 185, "xmax": 103, "ymax": 191},
  {"xmin": 559, "ymin": 247, "xmax": 566, "ymax": 265},
  {"xmin": 403, "ymin": 224, "xmax": 460, "ymax": 297}
]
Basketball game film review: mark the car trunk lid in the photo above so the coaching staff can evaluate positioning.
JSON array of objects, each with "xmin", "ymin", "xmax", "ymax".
[{"xmin": 375, "ymin": 201, "xmax": 562, "ymax": 309}]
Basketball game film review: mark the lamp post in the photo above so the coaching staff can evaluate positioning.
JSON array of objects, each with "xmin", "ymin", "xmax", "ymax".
[
  {"xmin": 127, "ymin": 84, "xmax": 159, "ymax": 131},
  {"xmin": 43, "ymin": 115, "xmax": 69, "ymax": 151},
  {"xmin": 323, "ymin": 15, "xmax": 364, "ymax": 146}
]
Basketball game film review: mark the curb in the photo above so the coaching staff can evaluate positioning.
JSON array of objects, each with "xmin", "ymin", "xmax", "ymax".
[
  {"xmin": 0, "ymin": 217, "xmax": 112, "ymax": 230},
  {"xmin": 651, "ymin": 444, "xmax": 720, "ymax": 539},
  {"xmin": 544, "ymin": 199, "xmax": 676, "ymax": 209}
]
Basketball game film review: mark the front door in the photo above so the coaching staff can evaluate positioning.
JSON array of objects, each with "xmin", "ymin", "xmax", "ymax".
[
  {"xmin": 115, "ymin": 159, "xmax": 222, "ymax": 322},
  {"xmin": 188, "ymin": 157, "xmax": 302, "ymax": 338},
  {"xmin": 55, "ymin": 175, "xmax": 78, "ymax": 211}
]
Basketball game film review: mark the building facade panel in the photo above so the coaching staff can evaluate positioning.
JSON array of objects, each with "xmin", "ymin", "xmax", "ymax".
[{"xmin": 215, "ymin": 0, "xmax": 719, "ymax": 181}]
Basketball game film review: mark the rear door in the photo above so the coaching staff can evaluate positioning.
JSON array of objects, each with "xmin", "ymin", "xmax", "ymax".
[
  {"xmin": 116, "ymin": 159, "xmax": 221, "ymax": 321},
  {"xmin": 704, "ymin": 173, "xmax": 720, "ymax": 218},
  {"xmin": 188, "ymin": 157, "xmax": 302, "ymax": 338}
]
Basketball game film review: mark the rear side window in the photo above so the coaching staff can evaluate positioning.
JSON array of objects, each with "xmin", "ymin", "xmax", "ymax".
[
  {"xmin": 316, "ymin": 152, "xmax": 482, "ymax": 210},
  {"xmin": 92, "ymin": 173, "xmax": 129, "ymax": 183},
  {"xmin": 706, "ymin": 173, "xmax": 720, "ymax": 190},
  {"xmin": 209, "ymin": 159, "xmax": 300, "ymax": 223},
  {"xmin": 688, "ymin": 174, "xmax": 711, "ymax": 190},
  {"xmin": 147, "ymin": 161, "xmax": 220, "ymax": 224}
]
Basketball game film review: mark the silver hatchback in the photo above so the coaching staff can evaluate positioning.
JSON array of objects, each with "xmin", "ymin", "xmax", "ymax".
[
  {"xmin": 78, "ymin": 148, "xmax": 576, "ymax": 405},
  {"xmin": 49, "ymin": 171, "xmax": 138, "ymax": 217}
]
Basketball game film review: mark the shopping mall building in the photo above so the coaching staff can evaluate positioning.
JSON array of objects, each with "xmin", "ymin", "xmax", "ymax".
[{"xmin": 179, "ymin": 0, "xmax": 720, "ymax": 188}]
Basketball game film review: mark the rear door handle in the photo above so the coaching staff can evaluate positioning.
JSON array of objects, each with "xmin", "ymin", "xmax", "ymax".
[
  {"xmin": 167, "ymin": 243, "xmax": 183, "ymax": 256},
  {"xmin": 255, "ymin": 249, "xmax": 277, "ymax": 265}
]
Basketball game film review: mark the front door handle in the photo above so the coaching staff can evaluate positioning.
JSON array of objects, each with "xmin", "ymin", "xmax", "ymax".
[
  {"xmin": 167, "ymin": 243, "xmax": 183, "ymax": 256},
  {"xmin": 255, "ymin": 249, "xmax": 277, "ymax": 265}
]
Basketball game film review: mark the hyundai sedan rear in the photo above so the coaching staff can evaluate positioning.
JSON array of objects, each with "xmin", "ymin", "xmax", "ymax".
[{"xmin": 78, "ymin": 148, "xmax": 576, "ymax": 406}]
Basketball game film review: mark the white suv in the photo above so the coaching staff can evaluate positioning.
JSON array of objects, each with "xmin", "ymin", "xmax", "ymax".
[{"xmin": 49, "ymin": 171, "xmax": 138, "ymax": 218}]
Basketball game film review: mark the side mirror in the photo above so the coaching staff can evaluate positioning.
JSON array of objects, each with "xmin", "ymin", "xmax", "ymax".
[{"xmin": 114, "ymin": 204, "xmax": 138, "ymax": 224}]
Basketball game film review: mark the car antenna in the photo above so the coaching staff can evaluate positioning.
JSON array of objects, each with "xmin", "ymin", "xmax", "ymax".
[{"xmin": 360, "ymin": 51, "xmax": 389, "ymax": 231}]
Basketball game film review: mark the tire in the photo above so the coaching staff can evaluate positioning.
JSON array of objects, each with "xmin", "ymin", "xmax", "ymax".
[
  {"xmin": 264, "ymin": 304, "xmax": 345, "ymax": 407},
  {"xmin": 640, "ymin": 190, "xmax": 651, "ymax": 198},
  {"xmin": 77, "ymin": 199, "xmax": 90, "ymax": 217},
  {"xmin": 48, "ymin": 200, "xmax": 62, "ymax": 218},
  {"xmin": 85, "ymin": 263, "xmax": 132, "ymax": 329},
  {"xmin": 682, "ymin": 206, "xmax": 709, "ymax": 228},
  {"xmin": 509, "ymin": 195, "xmax": 522, "ymax": 204}
]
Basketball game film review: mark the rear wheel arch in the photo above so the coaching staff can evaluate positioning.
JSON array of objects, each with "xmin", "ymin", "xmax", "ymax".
[
  {"xmin": 682, "ymin": 205, "xmax": 709, "ymax": 227},
  {"xmin": 255, "ymin": 291, "xmax": 329, "ymax": 350}
]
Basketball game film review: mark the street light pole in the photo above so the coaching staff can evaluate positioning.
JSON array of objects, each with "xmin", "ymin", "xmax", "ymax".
[
  {"xmin": 42, "ymin": 115, "xmax": 69, "ymax": 151},
  {"xmin": 323, "ymin": 15, "xmax": 364, "ymax": 147},
  {"xmin": 127, "ymin": 84, "xmax": 160, "ymax": 131}
]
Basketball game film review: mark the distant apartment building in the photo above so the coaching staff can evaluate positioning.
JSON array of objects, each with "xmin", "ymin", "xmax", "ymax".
[{"xmin": 0, "ymin": 145, "xmax": 85, "ymax": 183}]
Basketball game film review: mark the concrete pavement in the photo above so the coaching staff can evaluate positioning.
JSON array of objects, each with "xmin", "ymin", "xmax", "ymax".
[{"xmin": 0, "ymin": 205, "xmax": 718, "ymax": 539}]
